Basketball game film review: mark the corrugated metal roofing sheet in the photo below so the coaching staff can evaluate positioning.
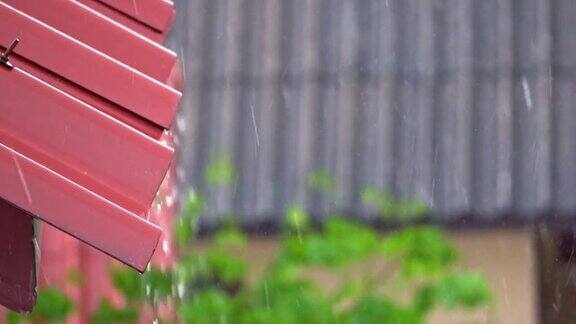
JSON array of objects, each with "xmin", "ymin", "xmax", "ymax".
[
  {"xmin": 0, "ymin": 0, "xmax": 180, "ymax": 273},
  {"xmin": 3, "ymin": 0, "xmax": 177, "ymax": 83},
  {"xmin": 172, "ymin": 0, "xmax": 576, "ymax": 226},
  {"xmin": 75, "ymin": 0, "xmax": 173, "ymax": 43},
  {"xmin": 0, "ymin": 0, "xmax": 181, "ymax": 312}
]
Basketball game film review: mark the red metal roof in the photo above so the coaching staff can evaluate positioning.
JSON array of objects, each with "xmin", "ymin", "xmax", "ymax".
[
  {"xmin": 74, "ymin": 0, "xmax": 172, "ymax": 43},
  {"xmin": 2, "ymin": 0, "xmax": 177, "ymax": 83},
  {"xmin": 0, "ymin": 139, "xmax": 162, "ymax": 272},
  {"xmin": 0, "ymin": 67, "xmax": 174, "ymax": 216},
  {"xmin": 0, "ymin": 2, "xmax": 181, "ymax": 130},
  {"xmin": 0, "ymin": 0, "xmax": 180, "ymax": 312},
  {"xmin": 95, "ymin": 0, "xmax": 175, "ymax": 33}
]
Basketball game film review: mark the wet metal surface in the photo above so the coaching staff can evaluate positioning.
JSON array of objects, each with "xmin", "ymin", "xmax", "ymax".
[
  {"xmin": 0, "ymin": 141, "xmax": 162, "ymax": 272},
  {"xmin": 0, "ymin": 2, "xmax": 181, "ymax": 129},
  {"xmin": 96, "ymin": 0, "xmax": 175, "ymax": 33},
  {"xmin": 0, "ymin": 67, "xmax": 174, "ymax": 215},
  {"xmin": 0, "ymin": 0, "xmax": 180, "ymax": 275},
  {"xmin": 2, "ymin": 0, "xmax": 177, "ymax": 83},
  {"xmin": 75, "ymin": 0, "xmax": 171, "ymax": 43}
]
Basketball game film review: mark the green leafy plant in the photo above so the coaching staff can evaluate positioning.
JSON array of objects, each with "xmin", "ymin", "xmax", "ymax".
[
  {"xmin": 205, "ymin": 153, "xmax": 236, "ymax": 186},
  {"xmin": 168, "ymin": 168, "xmax": 490, "ymax": 323},
  {"xmin": 160, "ymin": 191, "xmax": 491, "ymax": 324},
  {"xmin": 90, "ymin": 300, "xmax": 138, "ymax": 324},
  {"xmin": 132, "ymin": 165, "xmax": 490, "ymax": 323},
  {"xmin": 7, "ymin": 287, "xmax": 74, "ymax": 324},
  {"xmin": 7, "ymin": 163, "xmax": 492, "ymax": 324},
  {"xmin": 361, "ymin": 187, "xmax": 428, "ymax": 221},
  {"xmin": 306, "ymin": 169, "xmax": 338, "ymax": 194}
]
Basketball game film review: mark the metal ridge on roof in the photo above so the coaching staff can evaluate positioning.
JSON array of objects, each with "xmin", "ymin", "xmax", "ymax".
[
  {"xmin": 3, "ymin": 0, "xmax": 177, "ymax": 83},
  {"xmin": 0, "ymin": 67, "xmax": 174, "ymax": 217},
  {"xmin": 75, "ymin": 0, "xmax": 170, "ymax": 43},
  {"xmin": 96, "ymin": 0, "xmax": 175, "ymax": 33},
  {"xmin": 0, "ymin": 2, "xmax": 181, "ymax": 129},
  {"xmin": 0, "ymin": 0, "xmax": 182, "ymax": 311},
  {"xmin": 0, "ymin": 141, "xmax": 161, "ymax": 272}
]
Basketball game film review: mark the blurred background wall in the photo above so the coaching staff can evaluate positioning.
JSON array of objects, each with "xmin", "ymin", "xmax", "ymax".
[{"xmin": 171, "ymin": 0, "xmax": 576, "ymax": 228}]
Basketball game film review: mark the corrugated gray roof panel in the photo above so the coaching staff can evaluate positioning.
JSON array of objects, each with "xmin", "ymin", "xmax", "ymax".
[{"xmin": 170, "ymin": 0, "xmax": 576, "ymax": 226}]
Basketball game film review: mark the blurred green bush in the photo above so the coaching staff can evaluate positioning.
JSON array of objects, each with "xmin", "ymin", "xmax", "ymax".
[{"xmin": 7, "ymin": 157, "xmax": 491, "ymax": 324}]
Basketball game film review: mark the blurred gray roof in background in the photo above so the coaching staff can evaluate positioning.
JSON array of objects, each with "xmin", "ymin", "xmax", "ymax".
[{"xmin": 168, "ymin": 0, "xmax": 576, "ymax": 227}]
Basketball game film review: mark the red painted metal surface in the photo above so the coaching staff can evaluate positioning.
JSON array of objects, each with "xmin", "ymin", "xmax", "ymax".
[
  {"xmin": 0, "ymin": 61, "xmax": 168, "ymax": 268},
  {"xmin": 95, "ymin": 0, "xmax": 175, "ymax": 33},
  {"xmin": 0, "ymin": 140, "xmax": 162, "ymax": 272},
  {"xmin": 2, "ymin": 0, "xmax": 177, "ymax": 83},
  {"xmin": 0, "ymin": 2, "xmax": 181, "ymax": 130},
  {"xmin": 0, "ymin": 0, "xmax": 181, "ymax": 315},
  {"xmin": 74, "ymin": 0, "xmax": 168, "ymax": 43},
  {"xmin": 0, "ymin": 200, "xmax": 36, "ymax": 313},
  {"xmin": 0, "ymin": 67, "xmax": 174, "ymax": 216},
  {"xmin": 10, "ymin": 55, "xmax": 164, "ymax": 139},
  {"xmin": 19, "ymin": 67, "xmax": 183, "ymax": 324}
]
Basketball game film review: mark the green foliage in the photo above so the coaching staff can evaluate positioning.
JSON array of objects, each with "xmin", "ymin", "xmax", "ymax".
[
  {"xmin": 178, "ymin": 289, "xmax": 234, "ymax": 324},
  {"xmin": 306, "ymin": 169, "xmax": 337, "ymax": 194},
  {"xmin": 143, "ymin": 268, "xmax": 175, "ymax": 300},
  {"xmin": 90, "ymin": 300, "xmax": 138, "ymax": 324},
  {"xmin": 241, "ymin": 277, "xmax": 338, "ymax": 324},
  {"xmin": 283, "ymin": 217, "xmax": 380, "ymax": 267},
  {"xmin": 110, "ymin": 267, "xmax": 142, "ymax": 302},
  {"xmin": 205, "ymin": 153, "xmax": 236, "ymax": 186},
  {"xmin": 361, "ymin": 187, "xmax": 428, "ymax": 220},
  {"xmin": 5, "ymin": 312, "xmax": 20, "ymax": 324},
  {"xmin": 411, "ymin": 272, "xmax": 492, "ymax": 317},
  {"xmin": 436, "ymin": 272, "xmax": 492, "ymax": 309},
  {"xmin": 110, "ymin": 266, "xmax": 174, "ymax": 302},
  {"xmin": 7, "ymin": 287, "xmax": 74, "ymax": 323},
  {"xmin": 175, "ymin": 190, "xmax": 205, "ymax": 248},
  {"xmin": 174, "ymin": 224, "xmax": 247, "ymax": 297},
  {"xmin": 285, "ymin": 204, "xmax": 310, "ymax": 231},
  {"xmin": 346, "ymin": 298, "xmax": 422, "ymax": 324},
  {"xmin": 7, "ymin": 165, "xmax": 491, "ymax": 324},
  {"xmin": 31, "ymin": 288, "xmax": 74, "ymax": 322},
  {"xmin": 381, "ymin": 227, "xmax": 459, "ymax": 279},
  {"xmin": 213, "ymin": 225, "xmax": 247, "ymax": 249},
  {"xmin": 164, "ymin": 201, "xmax": 491, "ymax": 324}
]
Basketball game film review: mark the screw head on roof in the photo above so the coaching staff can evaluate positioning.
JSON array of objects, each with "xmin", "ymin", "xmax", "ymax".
[{"xmin": 0, "ymin": 38, "xmax": 20, "ymax": 70}]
